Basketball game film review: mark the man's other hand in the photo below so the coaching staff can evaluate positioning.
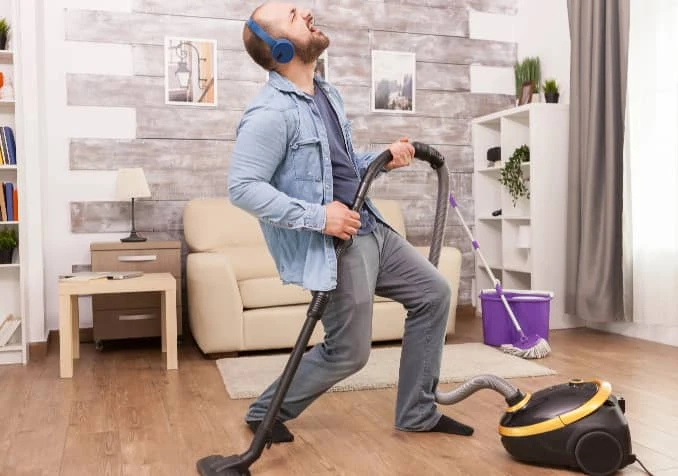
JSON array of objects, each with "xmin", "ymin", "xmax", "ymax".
[
  {"xmin": 323, "ymin": 201, "xmax": 361, "ymax": 240},
  {"xmin": 384, "ymin": 137, "xmax": 415, "ymax": 171}
]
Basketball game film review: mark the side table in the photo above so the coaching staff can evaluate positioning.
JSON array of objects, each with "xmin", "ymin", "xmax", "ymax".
[{"xmin": 58, "ymin": 272, "xmax": 178, "ymax": 378}]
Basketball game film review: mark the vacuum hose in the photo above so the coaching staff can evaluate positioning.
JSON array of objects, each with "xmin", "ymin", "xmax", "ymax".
[{"xmin": 435, "ymin": 374, "xmax": 526, "ymax": 407}]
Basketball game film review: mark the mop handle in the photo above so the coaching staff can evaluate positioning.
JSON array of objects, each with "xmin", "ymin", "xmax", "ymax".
[{"xmin": 448, "ymin": 194, "xmax": 526, "ymax": 335}]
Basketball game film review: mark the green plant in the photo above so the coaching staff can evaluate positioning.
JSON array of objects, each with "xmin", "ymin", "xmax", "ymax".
[
  {"xmin": 499, "ymin": 145, "xmax": 530, "ymax": 206},
  {"xmin": 0, "ymin": 18, "xmax": 10, "ymax": 48},
  {"xmin": 514, "ymin": 57, "xmax": 541, "ymax": 96},
  {"xmin": 0, "ymin": 228, "xmax": 17, "ymax": 249},
  {"xmin": 543, "ymin": 79, "xmax": 559, "ymax": 94}
]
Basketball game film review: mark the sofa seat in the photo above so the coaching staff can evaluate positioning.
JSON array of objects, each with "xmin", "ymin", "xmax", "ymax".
[{"xmin": 183, "ymin": 198, "xmax": 462, "ymax": 355}]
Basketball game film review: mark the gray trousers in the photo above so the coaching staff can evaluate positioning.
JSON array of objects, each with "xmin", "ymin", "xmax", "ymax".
[{"xmin": 245, "ymin": 221, "xmax": 451, "ymax": 431}]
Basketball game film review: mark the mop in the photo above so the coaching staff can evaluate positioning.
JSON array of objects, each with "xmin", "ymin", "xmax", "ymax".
[{"xmin": 449, "ymin": 194, "xmax": 551, "ymax": 359}]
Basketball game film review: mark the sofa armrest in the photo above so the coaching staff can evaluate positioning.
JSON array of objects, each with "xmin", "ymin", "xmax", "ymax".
[
  {"xmin": 186, "ymin": 252, "xmax": 244, "ymax": 354},
  {"xmin": 414, "ymin": 246, "xmax": 462, "ymax": 335}
]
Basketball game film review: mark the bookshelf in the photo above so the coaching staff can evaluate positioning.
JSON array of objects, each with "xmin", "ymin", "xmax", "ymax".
[
  {"xmin": 471, "ymin": 102, "xmax": 580, "ymax": 330},
  {"xmin": 0, "ymin": 0, "xmax": 24, "ymax": 365}
]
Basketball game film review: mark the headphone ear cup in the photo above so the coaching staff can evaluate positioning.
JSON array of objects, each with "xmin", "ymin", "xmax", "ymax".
[{"xmin": 272, "ymin": 39, "xmax": 295, "ymax": 64}]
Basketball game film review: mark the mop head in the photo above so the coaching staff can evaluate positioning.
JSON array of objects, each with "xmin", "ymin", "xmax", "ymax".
[{"xmin": 500, "ymin": 335, "xmax": 551, "ymax": 359}]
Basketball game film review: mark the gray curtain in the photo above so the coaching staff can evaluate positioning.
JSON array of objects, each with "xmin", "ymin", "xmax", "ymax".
[{"xmin": 565, "ymin": 0, "xmax": 630, "ymax": 323}]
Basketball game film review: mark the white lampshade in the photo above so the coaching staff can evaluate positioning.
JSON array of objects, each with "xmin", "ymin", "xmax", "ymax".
[{"xmin": 116, "ymin": 168, "xmax": 151, "ymax": 200}]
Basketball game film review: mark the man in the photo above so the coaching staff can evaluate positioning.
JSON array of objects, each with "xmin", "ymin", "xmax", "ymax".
[{"xmin": 229, "ymin": 2, "xmax": 473, "ymax": 443}]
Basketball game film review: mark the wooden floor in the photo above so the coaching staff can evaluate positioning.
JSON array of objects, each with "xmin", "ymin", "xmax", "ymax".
[{"xmin": 1, "ymin": 315, "xmax": 677, "ymax": 476}]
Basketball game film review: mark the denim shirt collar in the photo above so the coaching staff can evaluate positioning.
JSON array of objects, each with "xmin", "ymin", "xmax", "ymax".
[{"xmin": 268, "ymin": 70, "xmax": 331, "ymax": 100}]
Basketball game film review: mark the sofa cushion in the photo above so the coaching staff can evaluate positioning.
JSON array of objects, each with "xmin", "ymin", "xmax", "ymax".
[
  {"xmin": 240, "ymin": 277, "xmax": 312, "ymax": 308},
  {"xmin": 214, "ymin": 246, "xmax": 279, "ymax": 281}
]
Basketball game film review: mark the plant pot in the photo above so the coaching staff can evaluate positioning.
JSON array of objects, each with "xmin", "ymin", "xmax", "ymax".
[
  {"xmin": 0, "ymin": 34, "xmax": 6, "ymax": 51},
  {"xmin": 545, "ymin": 92, "xmax": 560, "ymax": 103},
  {"xmin": 0, "ymin": 247, "xmax": 13, "ymax": 264}
]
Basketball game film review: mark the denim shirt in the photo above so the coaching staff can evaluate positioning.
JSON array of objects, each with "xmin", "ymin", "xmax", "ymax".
[{"xmin": 227, "ymin": 71, "xmax": 388, "ymax": 291}]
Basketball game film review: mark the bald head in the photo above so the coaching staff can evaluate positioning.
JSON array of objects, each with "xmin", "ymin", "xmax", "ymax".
[{"xmin": 242, "ymin": 2, "xmax": 329, "ymax": 70}]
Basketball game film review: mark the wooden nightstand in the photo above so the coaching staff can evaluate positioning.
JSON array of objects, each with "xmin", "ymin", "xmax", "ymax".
[{"xmin": 90, "ymin": 241, "xmax": 182, "ymax": 349}]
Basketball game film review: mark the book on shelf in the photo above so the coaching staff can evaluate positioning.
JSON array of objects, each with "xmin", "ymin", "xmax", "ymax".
[
  {"xmin": 0, "ymin": 126, "xmax": 16, "ymax": 165},
  {"xmin": 0, "ymin": 180, "xmax": 17, "ymax": 221}
]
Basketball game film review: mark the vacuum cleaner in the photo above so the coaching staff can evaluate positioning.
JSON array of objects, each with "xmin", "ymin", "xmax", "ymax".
[
  {"xmin": 196, "ymin": 143, "xmax": 651, "ymax": 476},
  {"xmin": 435, "ymin": 375, "xmax": 653, "ymax": 476}
]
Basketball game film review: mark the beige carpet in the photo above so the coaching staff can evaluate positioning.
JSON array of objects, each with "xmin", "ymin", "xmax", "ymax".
[{"xmin": 216, "ymin": 342, "xmax": 557, "ymax": 399}]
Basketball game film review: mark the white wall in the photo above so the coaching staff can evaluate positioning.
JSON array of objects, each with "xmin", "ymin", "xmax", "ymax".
[
  {"xmin": 37, "ymin": 0, "xmax": 135, "ymax": 336},
  {"xmin": 469, "ymin": 0, "xmax": 571, "ymax": 103}
]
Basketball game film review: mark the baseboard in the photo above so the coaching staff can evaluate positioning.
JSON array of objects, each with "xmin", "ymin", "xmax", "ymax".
[{"xmin": 28, "ymin": 339, "xmax": 49, "ymax": 362}]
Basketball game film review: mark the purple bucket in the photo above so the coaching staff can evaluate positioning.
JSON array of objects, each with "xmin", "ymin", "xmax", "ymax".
[{"xmin": 479, "ymin": 289, "xmax": 553, "ymax": 347}]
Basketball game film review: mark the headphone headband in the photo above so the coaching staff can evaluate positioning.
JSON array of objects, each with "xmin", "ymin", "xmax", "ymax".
[{"xmin": 246, "ymin": 18, "xmax": 295, "ymax": 64}]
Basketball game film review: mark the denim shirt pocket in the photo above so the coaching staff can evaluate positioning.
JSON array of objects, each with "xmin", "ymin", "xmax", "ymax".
[{"xmin": 290, "ymin": 136, "xmax": 323, "ymax": 182}]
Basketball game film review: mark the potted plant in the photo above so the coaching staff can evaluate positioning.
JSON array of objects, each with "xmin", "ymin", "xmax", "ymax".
[
  {"xmin": 0, "ymin": 18, "xmax": 10, "ymax": 51},
  {"xmin": 499, "ymin": 145, "xmax": 530, "ymax": 206},
  {"xmin": 514, "ymin": 57, "xmax": 541, "ymax": 103},
  {"xmin": 543, "ymin": 79, "xmax": 560, "ymax": 103},
  {"xmin": 0, "ymin": 228, "xmax": 17, "ymax": 264}
]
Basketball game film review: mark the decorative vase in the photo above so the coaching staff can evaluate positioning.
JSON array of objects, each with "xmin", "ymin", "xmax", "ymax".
[
  {"xmin": 0, "ymin": 247, "xmax": 13, "ymax": 264},
  {"xmin": 545, "ymin": 92, "xmax": 560, "ymax": 103}
]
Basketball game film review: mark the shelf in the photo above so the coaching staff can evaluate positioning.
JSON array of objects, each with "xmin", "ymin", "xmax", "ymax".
[
  {"xmin": 0, "ymin": 221, "xmax": 18, "ymax": 225},
  {"xmin": 0, "ymin": 50, "xmax": 13, "ymax": 63},
  {"xmin": 504, "ymin": 216, "xmax": 530, "ymax": 221},
  {"xmin": 0, "ymin": 264, "xmax": 19, "ymax": 269},
  {"xmin": 0, "ymin": 344, "xmax": 21, "ymax": 353},
  {"xmin": 0, "ymin": 165, "xmax": 17, "ymax": 170},
  {"xmin": 0, "ymin": 99, "xmax": 15, "ymax": 107}
]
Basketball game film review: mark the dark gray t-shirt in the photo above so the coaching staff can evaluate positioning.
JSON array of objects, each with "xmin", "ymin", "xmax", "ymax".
[{"xmin": 313, "ymin": 84, "xmax": 376, "ymax": 235}]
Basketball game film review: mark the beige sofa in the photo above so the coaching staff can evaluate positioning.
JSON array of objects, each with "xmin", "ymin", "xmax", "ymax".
[{"xmin": 183, "ymin": 198, "xmax": 462, "ymax": 355}]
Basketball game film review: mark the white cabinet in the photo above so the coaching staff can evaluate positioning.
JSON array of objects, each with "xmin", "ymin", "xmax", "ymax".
[
  {"xmin": 0, "ymin": 0, "xmax": 25, "ymax": 364},
  {"xmin": 471, "ymin": 103, "xmax": 581, "ymax": 329}
]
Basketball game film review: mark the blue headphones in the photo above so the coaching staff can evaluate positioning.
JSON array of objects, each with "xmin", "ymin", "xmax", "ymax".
[{"xmin": 246, "ymin": 18, "xmax": 295, "ymax": 64}]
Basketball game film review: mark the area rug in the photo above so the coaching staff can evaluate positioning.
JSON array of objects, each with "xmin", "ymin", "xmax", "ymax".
[{"xmin": 216, "ymin": 342, "xmax": 557, "ymax": 399}]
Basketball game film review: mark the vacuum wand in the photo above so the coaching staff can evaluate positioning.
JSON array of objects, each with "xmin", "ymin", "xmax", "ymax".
[{"xmin": 196, "ymin": 142, "xmax": 450, "ymax": 476}]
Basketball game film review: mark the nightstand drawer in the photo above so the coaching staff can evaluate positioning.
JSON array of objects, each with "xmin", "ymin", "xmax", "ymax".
[
  {"xmin": 91, "ymin": 249, "xmax": 181, "ymax": 276},
  {"xmin": 93, "ymin": 306, "xmax": 182, "ymax": 341}
]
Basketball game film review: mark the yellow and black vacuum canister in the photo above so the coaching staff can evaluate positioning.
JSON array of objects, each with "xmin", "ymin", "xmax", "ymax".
[{"xmin": 498, "ymin": 379, "xmax": 635, "ymax": 476}]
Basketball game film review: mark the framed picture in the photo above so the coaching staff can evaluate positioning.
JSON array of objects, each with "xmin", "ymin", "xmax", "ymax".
[
  {"xmin": 371, "ymin": 50, "xmax": 416, "ymax": 113},
  {"xmin": 518, "ymin": 81, "xmax": 534, "ymax": 106},
  {"xmin": 315, "ymin": 49, "xmax": 328, "ymax": 82},
  {"xmin": 165, "ymin": 37, "xmax": 218, "ymax": 106}
]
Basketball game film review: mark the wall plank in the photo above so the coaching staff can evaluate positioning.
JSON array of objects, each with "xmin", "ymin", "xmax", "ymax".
[
  {"xmin": 69, "ymin": 139, "xmax": 233, "ymax": 171},
  {"xmin": 349, "ymin": 114, "xmax": 470, "ymax": 145},
  {"xmin": 69, "ymin": 139, "xmax": 472, "ymax": 173},
  {"xmin": 66, "ymin": 74, "xmax": 262, "ymax": 111},
  {"xmin": 133, "ymin": 0, "xmax": 468, "ymax": 37},
  {"xmin": 71, "ymin": 200, "xmax": 187, "ymax": 234},
  {"xmin": 134, "ymin": 0, "xmax": 518, "ymax": 18},
  {"xmin": 136, "ymin": 108, "xmax": 241, "ymax": 140},
  {"xmin": 371, "ymin": 31, "xmax": 516, "ymax": 66},
  {"xmin": 65, "ymin": 10, "xmax": 244, "ymax": 48}
]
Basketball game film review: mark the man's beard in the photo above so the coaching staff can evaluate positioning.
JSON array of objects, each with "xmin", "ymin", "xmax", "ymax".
[{"xmin": 294, "ymin": 31, "xmax": 330, "ymax": 64}]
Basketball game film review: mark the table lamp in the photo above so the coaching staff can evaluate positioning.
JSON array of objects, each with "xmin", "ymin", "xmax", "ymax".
[{"xmin": 116, "ymin": 167, "xmax": 151, "ymax": 242}]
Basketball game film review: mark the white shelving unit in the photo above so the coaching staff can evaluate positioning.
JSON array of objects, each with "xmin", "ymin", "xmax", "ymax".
[
  {"xmin": 0, "ymin": 0, "xmax": 25, "ymax": 365},
  {"xmin": 471, "ymin": 102, "xmax": 581, "ymax": 330}
]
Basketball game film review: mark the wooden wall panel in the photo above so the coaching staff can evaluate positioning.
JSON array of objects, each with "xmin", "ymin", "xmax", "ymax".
[
  {"xmin": 65, "ymin": 0, "xmax": 518, "ymax": 305},
  {"xmin": 69, "ymin": 139, "xmax": 233, "ymax": 171},
  {"xmin": 67, "ymin": 74, "xmax": 261, "ymax": 111},
  {"xmin": 371, "ymin": 31, "xmax": 516, "ymax": 66}
]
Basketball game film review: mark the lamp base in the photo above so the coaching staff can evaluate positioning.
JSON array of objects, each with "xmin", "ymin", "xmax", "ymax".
[{"xmin": 121, "ymin": 231, "xmax": 147, "ymax": 243}]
